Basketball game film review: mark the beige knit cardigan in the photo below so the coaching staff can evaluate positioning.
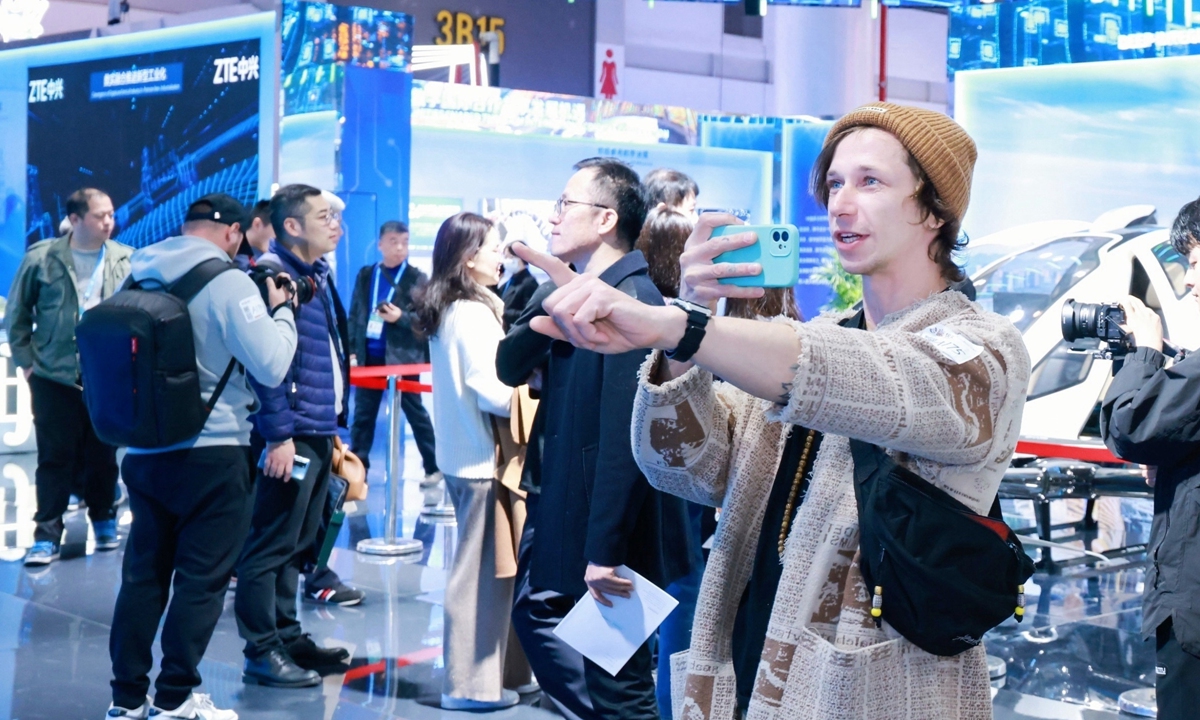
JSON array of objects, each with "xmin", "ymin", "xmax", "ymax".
[{"xmin": 632, "ymin": 291, "xmax": 1030, "ymax": 720}]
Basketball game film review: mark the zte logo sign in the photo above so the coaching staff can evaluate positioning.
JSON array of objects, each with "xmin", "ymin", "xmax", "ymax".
[
  {"xmin": 212, "ymin": 55, "xmax": 260, "ymax": 84},
  {"xmin": 28, "ymin": 78, "xmax": 64, "ymax": 103}
]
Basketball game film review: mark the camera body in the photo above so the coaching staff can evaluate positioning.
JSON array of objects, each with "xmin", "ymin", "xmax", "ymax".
[
  {"xmin": 248, "ymin": 264, "xmax": 316, "ymax": 307},
  {"xmin": 1061, "ymin": 299, "xmax": 1134, "ymax": 359}
]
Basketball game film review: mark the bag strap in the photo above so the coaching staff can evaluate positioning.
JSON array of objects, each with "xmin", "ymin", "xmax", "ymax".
[
  {"xmin": 168, "ymin": 258, "xmax": 241, "ymax": 414},
  {"xmin": 168, "ymin": 257, "xmax": 239, "ymax": 303}
]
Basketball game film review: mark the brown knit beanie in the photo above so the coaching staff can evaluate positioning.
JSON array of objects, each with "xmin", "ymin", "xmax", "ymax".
[{"xmin": 826, "ymin": 102, "xmax": 977, "ymax": 222}]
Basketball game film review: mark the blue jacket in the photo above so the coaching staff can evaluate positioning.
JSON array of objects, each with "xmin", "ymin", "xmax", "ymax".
[{"xmin": 248, "ymin": 241, "xmax": 349, "ymax": 442}]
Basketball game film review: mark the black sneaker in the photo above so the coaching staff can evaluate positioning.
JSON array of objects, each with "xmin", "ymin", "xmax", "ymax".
[
  {"xmin": 304, "ymin": 582, "xmax": 364, "ymax": 606},
  {"xmin": 284, "ymin": 633, "xmax": 350, "ymax": 671}
]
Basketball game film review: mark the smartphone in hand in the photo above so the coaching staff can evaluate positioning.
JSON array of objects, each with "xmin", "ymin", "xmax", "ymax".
[
  {"xmin": 713, "ymin": 224, "xmax": 801, "ymax": 288},
  {"xmin": 257, "ymin": 450, "xmax": 311, "ymax": 481}
]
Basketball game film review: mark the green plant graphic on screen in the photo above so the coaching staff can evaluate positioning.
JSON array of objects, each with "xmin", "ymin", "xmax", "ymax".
[{"xmin": 815, "ymin": 249, "xmax": 861, "ymax": 312}]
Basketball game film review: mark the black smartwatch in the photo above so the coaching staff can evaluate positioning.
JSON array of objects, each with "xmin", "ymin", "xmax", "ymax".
[{"xmin": 664, "ymin": 298, "xmax": 712, "ymax": 363}]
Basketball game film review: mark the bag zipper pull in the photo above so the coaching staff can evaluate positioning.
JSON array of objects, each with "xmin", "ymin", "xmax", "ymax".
[
  {"xmin": 1015, "ymin": 584, "xmax": 1026, "ymax": 622},
  {"xmin": 871, "ymin": 585, "xmax": 883, "ymax": 628}
]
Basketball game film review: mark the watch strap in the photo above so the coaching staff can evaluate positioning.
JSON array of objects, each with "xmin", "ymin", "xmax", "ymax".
[{"xmin": 665, "ymin": 298, "xmax": 711, "ymax": 363}]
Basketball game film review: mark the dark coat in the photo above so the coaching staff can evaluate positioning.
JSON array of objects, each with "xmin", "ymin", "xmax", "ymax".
[
  {"xmin": 249, "ymin": 241, "xmax": 349, "ymax": 441},
  {"xmin": 1101, "ymin": 346, "xmax": 1200, "ymax": 654},
  {"xmin": 497, "ymin": 281, "xmax": 558, "ymax": 495},
  {"xmin": 347, "ymin": 262, "xmax": 429, "ymax": 366},
  {"xmin": 528, "ymin": 250, "xmax": 695, "ymax": 597},
  {"xmin": 499, "ymin": 268, "xmax": 541, "ymax": 331}
]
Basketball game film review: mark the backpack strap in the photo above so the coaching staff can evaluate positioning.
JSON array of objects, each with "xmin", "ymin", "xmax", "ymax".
[
  {"xmin": 168, "ymin": 257, "xmax": 242, "ymax": 414},
  {"xmin": 168, "ymin": 257, "xmax": 238, "ymax": 303}
]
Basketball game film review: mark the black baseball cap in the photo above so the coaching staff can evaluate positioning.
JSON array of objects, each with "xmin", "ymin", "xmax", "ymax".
[{"xmin": 185, "ymin": 194, "xmax": 248, "ymax": 229}]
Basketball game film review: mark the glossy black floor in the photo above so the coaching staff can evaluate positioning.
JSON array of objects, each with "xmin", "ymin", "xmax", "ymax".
[{"xmin": 0, "ymin": 414, "xmax": 1159, "ymax": 718}]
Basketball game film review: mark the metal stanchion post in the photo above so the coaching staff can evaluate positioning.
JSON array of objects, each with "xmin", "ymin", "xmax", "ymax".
[{"xmin": 357, "ymin": 374, "xmax": 423, "ymax": 556}]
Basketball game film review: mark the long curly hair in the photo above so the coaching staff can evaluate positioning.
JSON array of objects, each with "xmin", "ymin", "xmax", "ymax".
[{"xmin": 411, "ymin": 212, "xmax": 497, "ymax": 338}]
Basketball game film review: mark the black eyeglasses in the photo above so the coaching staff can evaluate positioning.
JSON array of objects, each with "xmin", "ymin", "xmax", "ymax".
[{"xmin": 554, "ymin": 197, "xmax": 611, "ymax": 217}]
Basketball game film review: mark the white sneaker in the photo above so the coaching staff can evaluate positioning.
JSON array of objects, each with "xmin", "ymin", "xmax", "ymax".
[
  {"xmin": 107, "ymin": 698, "xmax": 150, "ymax": 719},
  {"xmin": 149, "ymin": 693, "xmax": 237, "ymax": 720},
  {"xmin": 420, "ymin": 471, "xmax": 444, "ymax": 489}
]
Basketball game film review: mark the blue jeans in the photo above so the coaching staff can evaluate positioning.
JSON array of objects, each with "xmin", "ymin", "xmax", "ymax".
[{"xmin": 656, "ymin": 502, "xmax": 707, "ymax": 719}]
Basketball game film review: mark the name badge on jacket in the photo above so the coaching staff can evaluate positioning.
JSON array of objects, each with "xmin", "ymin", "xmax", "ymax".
[{"xmin": 366, "ymin": 313, "xmax": 384, "ymax": 340}]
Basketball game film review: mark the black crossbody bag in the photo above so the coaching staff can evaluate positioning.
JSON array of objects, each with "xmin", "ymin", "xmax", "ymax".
[{"xmin": 839, "ymin": 311, "xmax": 1036, "ymax": 657}]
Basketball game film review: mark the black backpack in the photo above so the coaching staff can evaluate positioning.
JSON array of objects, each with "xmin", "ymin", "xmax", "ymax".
[{"xmin": 77, "ymin": 258, "xmax": 240, "ymax": 449}]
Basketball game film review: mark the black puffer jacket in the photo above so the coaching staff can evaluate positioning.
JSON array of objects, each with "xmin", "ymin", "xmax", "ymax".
[{"xmin": 1101, "ymin": 346, "xmax": 1200, "ymax": 654}]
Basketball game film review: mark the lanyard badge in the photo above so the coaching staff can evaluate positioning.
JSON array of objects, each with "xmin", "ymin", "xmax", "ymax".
[
  {"xmin": 368, "ymin": 263, "xmax": 403, "ymax": 340},
  {"xmin": 78, "ymin": 245, "xmax": 107, "ymax": 317}
]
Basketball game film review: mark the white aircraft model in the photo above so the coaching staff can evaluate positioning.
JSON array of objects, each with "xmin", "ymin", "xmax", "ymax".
[{"xmin": 969, "ymin": 206, "xmax": 1200, "ymax": 444}]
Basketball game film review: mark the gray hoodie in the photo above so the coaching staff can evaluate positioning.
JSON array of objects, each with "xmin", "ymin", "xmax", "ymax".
[{"xmin": 125, "ymin": 235, "xmax": 297, "ymax": 452}]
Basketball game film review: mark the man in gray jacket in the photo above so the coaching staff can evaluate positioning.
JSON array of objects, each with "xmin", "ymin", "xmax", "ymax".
[
  {"xmin": 106, "ymin": 195, "xmax": 298, "ymax": 720},
  {"xmin": 6, "ymin": 187, "xmax": 131, "ymax": 566}
]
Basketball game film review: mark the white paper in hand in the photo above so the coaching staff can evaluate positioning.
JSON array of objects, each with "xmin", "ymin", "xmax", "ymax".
[{"xmin": 553, "ymin": 565, "xmax": 679, "ymax": 676}]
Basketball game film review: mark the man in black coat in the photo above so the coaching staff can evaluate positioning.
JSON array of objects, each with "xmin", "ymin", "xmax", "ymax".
[
  {"xmin": 1100, "ymin": 197, "xmax": 1200, "ymax": 720},
  {"xmin": 347, "ymin": 221, "xmax": 439, "ymax": 486},
  {"xmin": 515, "ymin": 158, "xmax": 694, "ymax": 720}
]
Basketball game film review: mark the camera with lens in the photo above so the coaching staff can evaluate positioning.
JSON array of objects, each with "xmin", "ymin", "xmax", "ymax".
[
  {"xmin": 1061, "ymin": 299, "xmax": 1134, "ymax": 359},
  {"xmin": 248, "ymin": 264, "xmax": 317, "ymax": 307}
]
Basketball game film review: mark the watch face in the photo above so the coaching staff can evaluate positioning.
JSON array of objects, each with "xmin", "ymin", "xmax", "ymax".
[{"xmin": 672, "ymin": 297, "xmax": 711, "ymax": 316}]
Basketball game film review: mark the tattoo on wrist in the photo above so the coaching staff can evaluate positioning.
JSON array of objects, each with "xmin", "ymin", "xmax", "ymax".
[{"xmin": 777, "ymin": 362, "xmax": 800, "ymax": 404}]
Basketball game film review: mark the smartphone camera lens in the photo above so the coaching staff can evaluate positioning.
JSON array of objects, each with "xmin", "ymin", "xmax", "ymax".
[
  {"xmin": 781, "ymin": 231, "xmax": 790, "ymax": 241},
  {"xmin": 773, "ymin": 231, "xmax": 781, "ymax": 241}
]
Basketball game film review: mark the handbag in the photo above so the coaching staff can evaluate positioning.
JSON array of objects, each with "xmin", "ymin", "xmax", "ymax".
[
  {"xmin": 332, "ymin": 435, "xmax": 367, "ymax": 502},
  {"xmin": 848, "ymin": 438, "xmax": 1036, "ymax": 656}
]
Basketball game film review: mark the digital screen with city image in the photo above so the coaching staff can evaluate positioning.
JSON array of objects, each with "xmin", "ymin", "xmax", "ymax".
[{"xmin": 25, "ymin": 38, "xmax": 262, "ymax": 249}]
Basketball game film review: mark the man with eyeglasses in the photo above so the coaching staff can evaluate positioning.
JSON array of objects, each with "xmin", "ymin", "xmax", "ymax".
[
  {"xmin": 234, "ymin": 184, "xmax": 353, "ymax": 688},
  {"xmin": 506, "ymin": 159, "xmax": 695, "ymax": 719},
  {"xmin": 7, "ymin": 187, "xmax": 131, "ymax": 567}
]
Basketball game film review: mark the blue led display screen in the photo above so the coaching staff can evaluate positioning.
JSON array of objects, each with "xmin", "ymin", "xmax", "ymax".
[
  {"xmin": 281, "ymin": 0, "xmax": 412, "ymax": 115},
  {"xmin": 949, "ymin": 0, "xmax": 1200, "ymax": 75},
  {"xmin": 25, "ymin": 39, "xmax": 262, "ymax": 248}
]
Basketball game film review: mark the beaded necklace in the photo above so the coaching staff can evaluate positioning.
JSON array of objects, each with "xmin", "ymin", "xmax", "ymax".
[{"xmin": 777, "ymin": 428, "xmax": 819, "ymax": 559}]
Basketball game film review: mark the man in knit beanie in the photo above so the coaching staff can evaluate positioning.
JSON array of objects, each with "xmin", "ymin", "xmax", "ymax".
[{"xmin": 511, "ymin": 101, "xmax": 1031, "ymax": 719}]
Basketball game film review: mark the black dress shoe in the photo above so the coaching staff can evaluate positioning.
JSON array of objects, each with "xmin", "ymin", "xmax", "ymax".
[
  {"xmin": 243, "ymin": 648, "xmax": 321, "ymax": 688},
  {"xmin": 285, "ymin": 633, "xmax": 350, "ymax": 670}
]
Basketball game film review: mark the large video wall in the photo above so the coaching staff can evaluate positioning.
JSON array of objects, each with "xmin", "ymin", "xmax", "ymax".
[
  {"xmin": 0, "ymin": 13, "xmax": 276, "ymax": 295},
  {"xmin": 956, "ymin": 54, "xmax": 1200, "ymax": 240},
  {"xmin": 26, "ymin": 39, "xmax": 263, "ymax": 249},
  {"xmin": 949, "ymin": 0, "xmax": 1200, "ymax": 73}
]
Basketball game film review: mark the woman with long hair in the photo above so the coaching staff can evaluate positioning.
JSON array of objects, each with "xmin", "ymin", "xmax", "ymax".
[
  {"xmin": 412, "ymin": 212, "xmax": 520, "ymax": 711},
  {"xmin": 635, "ymin": 205, "xmax": 692, "ymax": 298}
]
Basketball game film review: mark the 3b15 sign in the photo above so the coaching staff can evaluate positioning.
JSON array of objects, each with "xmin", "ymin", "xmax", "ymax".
[{"xmin": 434, "ymin": 9, "xmax": 505, "ymax": 53}]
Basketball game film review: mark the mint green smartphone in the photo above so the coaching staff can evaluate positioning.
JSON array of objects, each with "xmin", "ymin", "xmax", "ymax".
[{"xmin": 713, "ymin": 224, "xmax": 800, "ymax": 287}]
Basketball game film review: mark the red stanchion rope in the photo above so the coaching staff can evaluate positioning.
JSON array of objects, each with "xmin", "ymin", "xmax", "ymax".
[{"xmin": 349, "ymin": 363, "xmax": 432, "ymax": 392}]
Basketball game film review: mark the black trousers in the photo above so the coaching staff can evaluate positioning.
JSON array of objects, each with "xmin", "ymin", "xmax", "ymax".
[
  {"xmin": 350, "ymin": 361, "xmax": 437, "ymax": 475},
  {"xmin": 235, "ymin": 435, "xmax": 333, "ymax": 658},
  {"xmin": 584, "ymin": 641, "xmax": 659, "ymax": 720},
  {"xmin": 511, "ymin": 495, "xmax": 597, "ymax": 720},
  {"xmin": 109, "ymin": 446, "xmax": 253, "ymax": 711},
  {"xmin": 28, "ymin": 374, "xmax": 118, "ymax": 542},
  {"xmin": 1157, "ymin": 619, "xmax": 1200, "ymax": 720}
]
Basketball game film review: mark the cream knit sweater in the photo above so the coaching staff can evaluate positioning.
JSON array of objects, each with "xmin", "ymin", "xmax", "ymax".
[
  {"xmin": 632, "ymin": 291, "xmax": 1030, "ymax": 720},
  {"xmin": 429, "ymin": 298, "xmax": 511, "ymax": 479}
]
